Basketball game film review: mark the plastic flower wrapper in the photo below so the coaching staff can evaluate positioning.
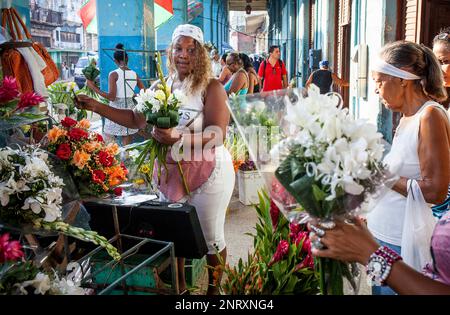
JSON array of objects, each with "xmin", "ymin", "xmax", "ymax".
[{"xmin": 227, "ymin": 86, "xmax": 398, "ymax": 295}]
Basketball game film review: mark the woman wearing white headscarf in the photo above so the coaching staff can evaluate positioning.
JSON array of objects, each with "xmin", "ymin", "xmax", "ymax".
[
  {"xmin": 76, "ymin": 24, "xmax": 234, "ymax": 295},
  {"xmin": 367, "ymin": 41, "xmax": 450, "ymax": 295}
]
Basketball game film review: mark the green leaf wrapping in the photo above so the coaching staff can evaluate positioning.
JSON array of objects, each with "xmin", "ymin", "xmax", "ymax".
[{"xmin": 156, "ymin": 116, "xmax": 170, "ymax": 129}]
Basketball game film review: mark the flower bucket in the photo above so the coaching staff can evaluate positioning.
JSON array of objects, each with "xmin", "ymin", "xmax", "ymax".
[{"xmin": 238, "ymin": 170, "xmax": 265, "ymax": 206}]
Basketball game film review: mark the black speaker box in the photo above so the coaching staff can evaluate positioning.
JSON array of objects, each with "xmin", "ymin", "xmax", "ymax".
[{"xmin": 82, "ymin": 200, "xmax": 208, "ymax": 259}]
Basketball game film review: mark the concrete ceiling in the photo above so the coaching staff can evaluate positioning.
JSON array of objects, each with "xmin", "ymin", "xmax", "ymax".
[{"xmin": 228, "ymin": 0, "xmax": 268, "ymax": 11}]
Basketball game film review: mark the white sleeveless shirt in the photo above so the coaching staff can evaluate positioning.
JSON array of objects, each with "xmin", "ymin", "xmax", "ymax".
[
  {"xmin": 368, "ymin": 101, "xmax": 447, "ymax": 245},
  {"xmin": 111, "ymin": 68, "xmax": 137, "ymax": 99},
  {"xmin": 167, "ymin": 76, "xmax": 204, "ymax": 132}
]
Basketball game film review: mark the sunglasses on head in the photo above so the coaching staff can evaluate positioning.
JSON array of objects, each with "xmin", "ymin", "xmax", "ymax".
[{"xmin": 435, "ymin": 33, "xmax": 450, "ymax": 41}]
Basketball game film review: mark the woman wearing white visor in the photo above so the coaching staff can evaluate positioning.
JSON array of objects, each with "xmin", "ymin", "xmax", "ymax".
[{"xmin": 367, "ymin": 41, "xmax": 450, "ymax": 295}]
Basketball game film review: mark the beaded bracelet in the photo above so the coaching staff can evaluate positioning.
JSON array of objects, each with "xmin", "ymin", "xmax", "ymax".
[{"xmin": 366, "ymin": 246, "xmax": 402, "ymax": 287}]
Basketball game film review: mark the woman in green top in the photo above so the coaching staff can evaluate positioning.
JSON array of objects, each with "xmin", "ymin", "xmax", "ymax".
[{"xmin": 224, "ymin": 52, "xmax": 249, "ymax": 96}]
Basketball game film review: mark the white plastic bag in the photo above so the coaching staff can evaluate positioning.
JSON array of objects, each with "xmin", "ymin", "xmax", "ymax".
[{"xmin": 401, "ymin": 179, "xmax": 437, "ymax": 271}]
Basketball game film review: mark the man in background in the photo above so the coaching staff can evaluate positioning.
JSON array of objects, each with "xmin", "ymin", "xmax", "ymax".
[
  {"xmin": 305, "ymin": 60, "xmax": 348, "ymax": 94},
  {"xmin": 258, "ymin": 46, "xmax": 288, "ymax": 92}
]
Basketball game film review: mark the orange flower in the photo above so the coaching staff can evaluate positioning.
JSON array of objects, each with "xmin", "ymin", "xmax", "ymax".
[
  {"xmin": 82, "ymin": 141, "xmax": 101, "ymax": 153},
  {"xmin": 105, "ymin": 165, "xmax": 127, "ymax": 187},
  {"xmin": 105, "ymin": 143, "xmax": 119, "ymax": 156},
  {"xmin": 76, "ymin": 119, "xmax": 91, "ymax": 129},
  {"xmin": 72, "ymin": 150, "xmax": 91, "ymax": 170},
  {"xmin": 47, "ymin": 126, "xmax": 67, "ymax": 143}
]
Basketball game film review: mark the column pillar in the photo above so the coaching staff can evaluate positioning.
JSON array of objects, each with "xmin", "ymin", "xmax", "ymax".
[{"xmin": 97, "ymin": 0, "xmax": 155, "ymax": 91}]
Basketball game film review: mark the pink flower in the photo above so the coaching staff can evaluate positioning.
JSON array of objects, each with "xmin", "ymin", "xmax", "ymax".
[
  {"xmin": 269, "ymin": 240, "xmax": 290, "ymax": 266},
  {"xmin": 0, "ymin": 233, "xmax": 24, "ymax": 263},
  {"xmin": 17, "ymin": 92, "xmax": 45, "ymax": 110},
  {"xmin": 270, "ymin": 200, "xmax": 280, "ymax": 229},
  {"xmin": 295, "ymin": 253, "xmax": 315, "ymax": 271},
  {"xmin": 289, "ymin": 223, "xmax": 302, "ymax": 239},
  {"xmin": 0, "ymin": 76, "xmax": 19, "ymax": 103}
]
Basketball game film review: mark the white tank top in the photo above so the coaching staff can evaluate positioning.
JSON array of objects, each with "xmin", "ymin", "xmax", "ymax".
[
  {"xmin": 167, "ymin": 76, "xmax": 205, "ymax": 132},
  {"xmin": 111, "ymin": 68, "xmax": 137, "ymax": 99},
  {"xmin": 368, "ymin": 101, "xmax": 447, "ymax": 245}
]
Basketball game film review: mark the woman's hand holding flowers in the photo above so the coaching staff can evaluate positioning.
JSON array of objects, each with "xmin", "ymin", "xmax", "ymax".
[{"xmin": 151, "ymin": 127, "xmax": 182, "ymax": 145}]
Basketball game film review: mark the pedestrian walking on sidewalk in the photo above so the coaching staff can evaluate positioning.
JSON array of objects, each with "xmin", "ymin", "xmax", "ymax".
[
  {"xmin": 258, "ymin": 45, "xmax": 288, "ymax": 92},
  {"xmin": 85, "ymin": 43, "xmax": 145, "ymax": 146},
  {"xmin": 305, "ymin": 60, "xmax": 349, "ymax": 94}
]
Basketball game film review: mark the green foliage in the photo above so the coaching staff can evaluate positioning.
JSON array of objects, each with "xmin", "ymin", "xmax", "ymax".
[{"xmin": 217, "ymin": 191, "xmax": 320, "ymax": 295}]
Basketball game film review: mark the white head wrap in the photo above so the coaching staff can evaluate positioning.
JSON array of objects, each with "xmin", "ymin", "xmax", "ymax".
[
  {"xmin": 372, "ymin": 59, "xmax": 421, "ymax": 80},
  {"xmin": 172, "ymin": 24, "xmax": 204, "ymax": 45}
]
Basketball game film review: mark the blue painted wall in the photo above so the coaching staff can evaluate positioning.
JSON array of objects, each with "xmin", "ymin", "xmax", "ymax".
[
  {"xmin": 5, "ymin": 0, "xmax": 30, "ymax": 29},
  {"xmin": 190, "ymin": 0, "xmax": 229, "ymax": 54},
  {"xmin": 97, "ymin": 0, "xmax": 155, "ymax": 92}
]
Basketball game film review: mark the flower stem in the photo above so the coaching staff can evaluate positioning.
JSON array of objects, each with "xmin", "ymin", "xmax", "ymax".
[
  {"xmin": 177, "ymin": 161, "xmax": 191, "ymax": 195},
  {"xmin": 35, "ymin": 220, "xmax": 121, "ymax": 261}
]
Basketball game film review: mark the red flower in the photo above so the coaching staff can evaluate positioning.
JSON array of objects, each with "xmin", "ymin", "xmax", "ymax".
[
  {"xmin": 295, "ymin": 253, "xmax": 315, "ymax": 271},
  {"xmin": 120, "ymin": 162, "xmax": 128, "ymax": 175},
  {"xmin": 56, "ymin": 143, "xmax": 72, "ymax": 160},
  {"xmin": 269, "ymin": 240, "xmax": 290, "ymax": 266},
  {"xmin": 113, "ymin": 187, "xmax": 123, "ymax": 196},
  {"xmin": 17, "ymin": 92, "xmax": 45, "ymax": 109},
  {"xmin": 68, "ymin": 128, "xmax": 89, "ymax": 141},
  {"xmin": 61, "ymin": 117, "xmax": 78, "ymax": 128},
  {"xmin": 270, "ymin": 200, "xmax": 280, "ymax": 229},
  {"xmin": 289, "ymin": 223, "xmax": 302, "ymax": 239},
  {"xmin": 0, "ymin": 233, "xmax": 24, "ymax": 263},
  {"xmin": 92, "ymin": 170, "xmax": 106, "ymax": 184},
  {"xmin": 98, "ymin": 150, "xmax": 114, "ymax": 167},
  {"xmin": 0, "ymin": 76, "xmax": 19, "ymax": 103},
  {"xmin": 96, "ymin": 133, "xmax": 104, "ymax": 142}
]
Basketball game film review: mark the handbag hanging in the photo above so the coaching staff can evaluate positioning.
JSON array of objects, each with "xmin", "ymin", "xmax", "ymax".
[{"xmin": 0, "ymin": 7, "xmax": 59, "ymax": 93}]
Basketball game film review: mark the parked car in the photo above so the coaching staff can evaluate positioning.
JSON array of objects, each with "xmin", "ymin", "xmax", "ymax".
[{"xmin": 74, "ymin": 55, "xmax": 99, "ymax": 89}]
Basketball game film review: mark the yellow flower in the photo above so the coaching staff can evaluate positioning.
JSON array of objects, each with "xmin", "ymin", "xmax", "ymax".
[
  {"xmin": 134, "ymin": 178, "xmax": 145, "ymax": 185},
  {"xmin": 154, "ymin": 90, "xmax": 166, "ymax": 102},
  {"xmin": 47, "ymin": 126, "xmax": 67, "ymax": 143},
  {"xmin": 140, "ymin": 164, "xmax": 150, "ymax": 174},
  {"xmin": 76, "ymin": 119, "xmax": 91, "ymax": 129},
  {"xmin": 72, "ymin": 150, "xmax": 91, "ymax": 169}
]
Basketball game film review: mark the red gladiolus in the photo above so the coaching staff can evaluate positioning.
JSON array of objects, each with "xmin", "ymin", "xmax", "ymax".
[
  {"xmin": 0, "ymin": 76, "xmax": 20, "ymax": 103},
  {"xmin": 113, "ymin": 187, "xmax": 123, "ymax": 196},
  {"xmin": 269, "ymin": 240, "xmax": 289, "ymax": 266},
  {"xmin": 270, "ymin": 200, "xmax": 280, "ymax": 229},
  {"xmin": 17, "ymin": 92, "xmax": 45, "ymax": 109},
  {"xmin": 68, "ymin": 128, "xmax": 89, "ymax": 141},
  {"xmin": 56, "ymin": 143, "xmax": 72, "ymax": 160},
  {"xmin": 92, "ymin": 170, "xmax": 106, "ymax": 184},
  {"xmin": 98, "ymin": 150, "xmax": 114, "ymax": 167},
  {"xmin": 0, "ymin": 233, "xmax": 24, "ymax": 263},
  {"xmin": 96, "ymin": 133, "xmax": 104, "ymax": 142},
  {"xmin": 61, "ymin": 117, "xmax": 78, "ymax": 128}
]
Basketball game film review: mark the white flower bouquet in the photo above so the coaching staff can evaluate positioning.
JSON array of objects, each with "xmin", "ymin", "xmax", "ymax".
[
  {"xmin": 132, "ymin": 52, "xmax": 189, "ymax": 194},
  {"xmin": 227, "ymin": 86, "xmax": 394, "ymax": 295},
  {"xmin": 0, "ymin": 145, "xmax": 120, "ymax": 261}
]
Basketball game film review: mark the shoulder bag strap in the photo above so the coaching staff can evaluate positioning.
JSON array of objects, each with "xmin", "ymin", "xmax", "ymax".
[{"xmin": 11, "ymin": 8, "xmax": 32, "ymax": 39}]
